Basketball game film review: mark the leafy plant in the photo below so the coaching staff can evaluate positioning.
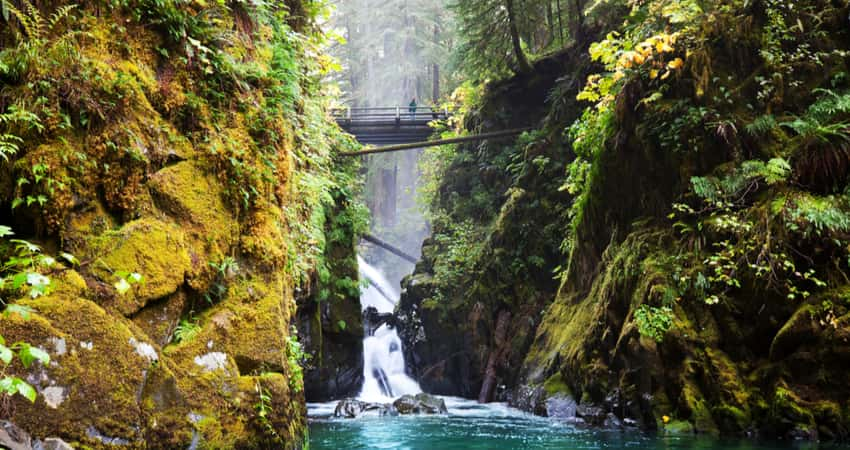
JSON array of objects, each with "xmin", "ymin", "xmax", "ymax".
[
  {"xmin": 172, "ymin": 318, "xmax": 201, "ymax": 343},
  {"xmin": 634, "ymin": 304, "xmax": 674, "ymax": 343},
  {"xmin": 285, "ymin": 329, "xmax": 307, "ymax": 393},
  {"xmin": 205, "ymin": 257, "xmax": 239, "ymax": 304},
  {"xmin": 253, "ymin": 379, "xmax": 281, "ymax": 441},
  {"xmin": 0, "ymin": 227, "xmax": 55, "ymax": 404},
  {"xmin": 113, "ymin": 271, "xmax": 144, "ymax": 296}
]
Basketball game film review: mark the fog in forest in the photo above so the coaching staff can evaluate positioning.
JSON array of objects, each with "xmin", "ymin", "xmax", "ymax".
[{"xmin": 326, "ymin": 0, "xmax": 456, "ymax": 287}]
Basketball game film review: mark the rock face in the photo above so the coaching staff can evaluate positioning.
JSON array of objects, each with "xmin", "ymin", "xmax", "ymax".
[
  {"xmin": 397, "ymin": 0, "xmax": 850, "ymax": 440},
  {"xmin": 396, "ymin": 47, "xmax": 594, "ymax": 399},
  {"xmin": 296, "ymin": 195, "xmax": 365, "ymax": 402},
  {"xmin": 0, "ymin": 1, "xmax": 360, "ymax": 448}
]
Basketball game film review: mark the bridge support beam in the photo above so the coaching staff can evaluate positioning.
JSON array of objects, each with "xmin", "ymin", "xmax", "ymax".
[
  {"xmin": 339, "ymin": 128, "xmax": 531, "ymax": 157},
  {"xmin": 362, "ymin": 234, "xmax": 419, "ymax": 264}
]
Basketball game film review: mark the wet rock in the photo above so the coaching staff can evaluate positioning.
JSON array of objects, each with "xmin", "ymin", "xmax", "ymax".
[
  {"xmin": 507, "ymin": 384, "xmax": 547, "ymax": 415},
  {"xmin": 545, "ymin": 394, "xmax": 577, "ymax": 420},
  {"xmin": 333, "ymin": 398, "xmax": 387, "ymax": 418},
  {"xmin": 34, "ymin": 437, "xmax": 74, "ymax": 450},
  {"xmin": 393, "ymin": 393, "xmax": 448, "ymax": 415},
  {"xmin": 0, "ymin": 421, "xmax": 32, "ymax": 450},
  {"xmin": 576, "ymin": 404, "xmax": 608, "ymax": 426}
]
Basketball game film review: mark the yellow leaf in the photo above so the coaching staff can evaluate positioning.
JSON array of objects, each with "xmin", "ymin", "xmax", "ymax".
[
  {"xmin": 661, "ymin": 70, "xmax": 672, "ymax": 80},
  {"xmin": 657, "ymin": 42, "xmax": 674, "ymax": 53},
  {"xmin": 662, "ymin": 415, "xmax": 671, "ymax": 424},
  {"xmin": 667, "ymin": 58, "xmax": 684, "ymax": 70}
]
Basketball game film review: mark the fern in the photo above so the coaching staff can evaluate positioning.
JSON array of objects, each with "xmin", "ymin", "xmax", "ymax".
[
  {"xmin": 1, "ymin": 0, "xmax": 76, "ymax": 42},
  {"xmin": 745, "ymin": 114, "xmax": 778, "ymax": 136},
  {"xmin": 788, "ymin": 193, "xmax": 850, "ymax": 237},
  {"xmin": 781, "ymin": 89, "xmax": 850, "ymax": 144},
  {"xmin": 172, "ymin": 319, "xmax": 201, "ymax": 343}
]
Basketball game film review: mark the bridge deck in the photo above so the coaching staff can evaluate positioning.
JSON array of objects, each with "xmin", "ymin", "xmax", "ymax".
[{"xmin": 332, "ymin": 106, "xmax": 452, "ymax": 146}]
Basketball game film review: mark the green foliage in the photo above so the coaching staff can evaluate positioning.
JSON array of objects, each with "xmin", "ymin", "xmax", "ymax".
[
  {"xmin": 0, "ymin": 227, "xmax": 55, "ymax": 404},
  {"xmin": 1, "ymin": 232, "xmax": 59, "ymax": 300},
  {"xmin": 172, "ymin": 318, "xmax": 201, "ymax": 343},
  {"xmin": 780, "ymin": 89, "xmax": 850, "ymax": 145},
  {"xmin": 0, "ymin": 104, "xmax": 41, "ymax": 161},
  {"xmin": 430, "ymin": 218, "xmax": 484, "ymax": 302},
  {"xmin": 113, "ymin": 271, "xmax": 144, "ymax": 296},
  {"xmin": 786, "ymin": 193, "xmax": 850, "ymax": 238},
  {"xmin": 205, "ymin": 257, "xmax": 239, "ymax": 304},
  {"xmin": 633, "ymin": 304, "xmax": 674, "ymax": 343},
  {"xmin": 253, "ymin": 379, "xmax": 281, "ymax": 441},
  {"xmin": 285, "ymin": 329, "xmax": 307, "ymax": 393}
]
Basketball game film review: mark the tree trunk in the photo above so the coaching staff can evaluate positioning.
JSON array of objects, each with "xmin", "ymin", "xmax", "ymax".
[
  {"xmin": 571, "ymin": 0, "xmax": 584, "ymax": 39},
  {"xmin": 556, "ymin": 0, "xmax": 564, "ymax": 46},
  {"xmin": 432, "ymin": 24, "xmax": 440, "ymax": 103},
  {"xmin": 505, "ymin": 0, "xmax": 533, "ymax": 74},
  {"xmin": 478, "ymin": 310, "xmax": 512, "ymax": 403}
]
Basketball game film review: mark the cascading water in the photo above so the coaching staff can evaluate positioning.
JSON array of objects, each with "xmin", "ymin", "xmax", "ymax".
[{"xmin": 357, "ymin": 255, "xmax": 421, "ymax": 403}]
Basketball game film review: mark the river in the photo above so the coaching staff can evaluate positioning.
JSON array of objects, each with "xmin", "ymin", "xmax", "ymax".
[{"xmin": 308, "ymin": 398, "xmax": 834, "ymax": 450}]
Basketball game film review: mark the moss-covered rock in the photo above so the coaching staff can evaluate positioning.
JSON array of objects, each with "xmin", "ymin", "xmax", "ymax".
[
  {"xmin": 0, "ymin": 294, "xmax": 156, "ymax": 447},
  {"xmin": 86, "ymin": 218, "xmax": 192, "ymax": 316}
]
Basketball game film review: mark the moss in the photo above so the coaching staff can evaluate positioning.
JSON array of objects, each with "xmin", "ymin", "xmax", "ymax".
[
  {"xmin": 664, "ymin": 420, "xmax": 695, "ymax": 435},
  {"xmin": 771, "ymin": 385, "xmax": 816, "ymax": 433},
  {"xmin": 0, "ymin": 294, "xmax": 157, "ymax": 447},
  {"xmin": 147, "ymin": 161, "xmax": 237, "ymax": 254},
  {"xmin": 543, "ymin": 373, "xmax": 571, "ymax": 397},
  {"xmin": 680, "ymin": 380, "xmax": 720, "ymax": 435},
  {"xmin": 86, "ymin": 218, "xmax": 192, "ymax": 316}
]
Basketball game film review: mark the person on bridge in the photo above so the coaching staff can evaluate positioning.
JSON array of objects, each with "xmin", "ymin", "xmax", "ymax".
[{"xmin": 408, "ymin": 98, "xmax": 417, "ymax": 120}]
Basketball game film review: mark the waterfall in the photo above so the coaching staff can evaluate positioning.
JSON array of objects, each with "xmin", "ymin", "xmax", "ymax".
[{"xmin": 357, "ymin": 256, "xmax": 421, "ymax": 403}]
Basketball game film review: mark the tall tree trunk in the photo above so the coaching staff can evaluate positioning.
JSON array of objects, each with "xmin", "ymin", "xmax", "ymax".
[
  {"xmin": 556, "ymin": 0, "xmax": 564, "ymax": 46},
  {"xmin": 505, "ymin": 0, "xmax": 533, "ymax": 74},
  {"xmin": 571, "ymin": 0, "xmax": 584, "ymax": 39},
  {"xmin": 478, "ymin": 310, "xmax": 512, "ymax": 403},
  {"xmin": 432, "ymin": 24, "xmax": 440, "ymax": 103}
]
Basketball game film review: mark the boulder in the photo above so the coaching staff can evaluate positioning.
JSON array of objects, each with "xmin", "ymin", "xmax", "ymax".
[
  {"xmin": 0, "ymin": 421, "xmax": 32, "ymax": 450},
  {"xmin": 333, "ymin": 399, "xmax": 388, "ymax": 418},
  {"xmin": 36, "ymin": 437, "xmax": 75, "ymax": 450},
  {"xmin": 393, "ymin": 393, "xmax": 448, "ymax": 415},
  {"xmin": 546, "ymin": 394, "xmax": 578, "ymax": 420},
  {"xmin": 85, "ymin": 218, "xmax": 192, "ymax": 316}
]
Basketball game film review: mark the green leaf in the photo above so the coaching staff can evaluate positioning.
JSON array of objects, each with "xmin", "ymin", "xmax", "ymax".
[
  {"xmin": 60, "ymin": 252, "xmax": 79, "ymax": 266},
  {"xmin": 4, "ymin": 304, "xmax": 33, "ymax": 319},
  {"xmin": 0, "ymin": 377, "xmax": 14, "ymax": 394},
  {"xmin": 0, "ymin": 344, "xmax": 12, "ymax": 365},
  {"xmin": 15, "ymin": 379, "xmax": 36, "ymax": 402},
  {"xmin": 11, "ymin": 272, "xmax": 28, "ymax": 289},
  {"xmin": 114, "ymin": 278, "xmax": 131, "ymax": 295},
  {"xmin": 0, "ymin": 225, "xmax": 12, "ymax": 237},
  {"xmin": 17, "ymin": 343, "xmax": 49, "ymax": 368}
]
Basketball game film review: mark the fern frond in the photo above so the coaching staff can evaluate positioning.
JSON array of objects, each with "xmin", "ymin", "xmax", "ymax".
[
  {"xmin": 23, "ymin": 0, "xmax": 44, "ymax": 39},
  {"xmin": 48, "ymin": 4, "xmax": 76, "ymax": 31},
  {"xmin": 1, "ymin": 0, "xmax": 34, "ymax": 39},
  {"xmin": 745, "ymin": 114, "xmax": 778, "ymax": 136}
]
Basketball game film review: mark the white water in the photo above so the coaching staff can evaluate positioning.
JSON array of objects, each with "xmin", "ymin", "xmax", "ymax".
[{"xmin": 357, "ymin": 256, "xmax": 421, "ymax": 403}]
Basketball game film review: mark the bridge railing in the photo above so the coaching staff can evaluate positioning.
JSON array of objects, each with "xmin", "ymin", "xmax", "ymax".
[{"xmin": 331, "ymin": 106, "xmax": 455, "ymax": 124}]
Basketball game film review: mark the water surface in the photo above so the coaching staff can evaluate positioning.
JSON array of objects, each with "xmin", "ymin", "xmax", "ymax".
[{"xmin": 308, "ymin": 398, "xmax": 833, "ymax": 450}]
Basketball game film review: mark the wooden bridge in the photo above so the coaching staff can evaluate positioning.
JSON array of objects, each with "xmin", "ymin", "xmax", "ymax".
[
  {"xmin": 332, "ymin": 106, "xmax": 452, "ymax": 146},
  {"xmin": 333, "ymin": 105, "xmax": 530, "ymax": 157}
]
